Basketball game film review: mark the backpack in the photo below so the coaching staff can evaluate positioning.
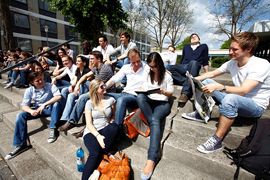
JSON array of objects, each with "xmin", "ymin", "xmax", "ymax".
[{"xmin": 224, "ymin": 118, "xmax": 270, "ymax": 180}]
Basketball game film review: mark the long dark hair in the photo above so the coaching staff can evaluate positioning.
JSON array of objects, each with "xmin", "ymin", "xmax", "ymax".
[
  {"xmin": 57, "ymin": 48, "xmax": 66, "ymax": 67},
  {"xmin": 147, "ymin": 52, "xmax": 165, "ymax": 86},
  {"xmin": 31, "ymin": 61, "xmax": 44, "ymax": 73}
]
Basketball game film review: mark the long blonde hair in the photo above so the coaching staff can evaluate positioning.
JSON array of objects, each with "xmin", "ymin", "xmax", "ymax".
[{"xmin": 89, "ymin": 79, "xmax": 103, "ymax": 108}]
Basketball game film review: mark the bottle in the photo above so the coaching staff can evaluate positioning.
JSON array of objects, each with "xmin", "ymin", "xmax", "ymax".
[{"xmin": 76, "ymin": 146, "xmax": 85, "ymax": 172}]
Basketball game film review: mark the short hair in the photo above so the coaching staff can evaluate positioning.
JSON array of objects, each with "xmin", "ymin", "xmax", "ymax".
[
  {"xmin": 21, "ymin": 51, "xmax": 32, "ymax": 58},
  {"xmin": 90, "ymin": 51, "xmax": 103, "ymax": 62},
  {"xmin": 28, "ymin": 72, "xmax": 41, "ymax": 84},
  {"xmin": 15, "ymin": 47, "xmax": 22, "ymax": 52},
  {"xmin": 10, "ymin": 49, "xmax": 16, "ymax": 53},
  {"xmin": 127, "ymin": 48, "xmax": 141, "ymax": 59},
  {"xmin": 62, "ymin": 55, "xmax": 72, "ymax": 61},
  {"xmin": 99, "ymin": 35, "xmax": 108, "ymax": 42},
  {"xmin": 119, "ymin": 31, "xmax": 131, "ymax": 42},
  {"xmin": 168, "ymin": 45, "xmax": 175, "ymax": 51},
  {"xmin": 38, "ymin": 47, "xmax": 43, "ymax": 51},
  {"xmin": 231, "ymin": 31, "xmax": 259, "ymax": 55},
  {"xmin": 63, "ymin": 43, "xmax": 70, "ymax": 49},
  {"xmin": 190, "ymin": 33, "xmax": 200, "ymax": 42},
  {"xmin": 11, "ymin": 54, "xmax": 19, "ymax": 59}
]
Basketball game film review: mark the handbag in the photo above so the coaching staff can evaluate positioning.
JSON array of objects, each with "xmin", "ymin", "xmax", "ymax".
[
  {"xmin": 123, "ymin": 108, "xmax": 150, "ymax": 139},
  {"xmin": 97, "ymin": 151, "xmax": 130, "ymax": 180}
]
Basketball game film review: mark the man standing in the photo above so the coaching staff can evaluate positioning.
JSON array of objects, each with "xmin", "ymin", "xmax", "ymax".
[
  {"xmin": 105, "ymin": 48, "xmax": 148, "ymax": 129},
  {"xmin": 161, "ymin": 45, "xmax": 177, "ymax": 68},
  {"xmin": 183, "ymin": 32, "xmax": 270, "ymax": 153},
  {"xmin": 106, "ymin": 31, "xmax": 137, "ymax": 86},
  {"xmin": 62, "ymin": 43, "xmax": 75, "ymax": 62},
  {"xmin": 167, "ymin": 33, "xmax": 209, "ymax": 103},
  {"xmin": 5, "ymin": 72, "xmax": 61, "ymax": 160},
  {"xmin": 92, "ymin": 35, "xmax": 114, "ymax": 63}
]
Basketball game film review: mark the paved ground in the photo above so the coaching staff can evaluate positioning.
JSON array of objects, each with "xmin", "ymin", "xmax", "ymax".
[{"xmin": 0, "ymin": 153, "xmax": 16, "ymax": 180}]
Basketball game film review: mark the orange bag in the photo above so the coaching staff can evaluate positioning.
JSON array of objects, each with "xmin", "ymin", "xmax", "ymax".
[
  {"xmin": 123, "ymin": 108, "xmax": 150, "ymax": 139},
  {"xmin": 97, "ymin": 151, "xmax": 130, "ymax": 180}
]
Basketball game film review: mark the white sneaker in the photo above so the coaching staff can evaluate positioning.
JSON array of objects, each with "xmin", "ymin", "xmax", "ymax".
[
  {"xmin": 4, "ymin": 83, "xmax": 12, "ymax": 89},
  {"xmin": 182, "ymin": 110, "xmax": 204, "ymax": 123},
  {"xmin": 47, "ymin": 129, "xmax": 57, "ymax": 143}
]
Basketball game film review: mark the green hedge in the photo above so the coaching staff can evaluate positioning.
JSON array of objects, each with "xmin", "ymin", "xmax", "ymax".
[{"xmin": 211, "ymin": 57, "xmax": 230, "ymax": 68}]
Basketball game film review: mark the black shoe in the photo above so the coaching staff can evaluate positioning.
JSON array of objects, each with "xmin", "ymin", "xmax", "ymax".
[
  {"xmin": 17, "ymin": 84, "xmax": 29, "ymax": 89},
  {"xmin": 5, "ymin": 145, "xmax": 31, "ymax": 160}
]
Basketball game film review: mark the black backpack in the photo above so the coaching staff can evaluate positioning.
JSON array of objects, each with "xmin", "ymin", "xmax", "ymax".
[{"xmin": 224, "ymin": 118, "xmax": 270, "ymax": 180}]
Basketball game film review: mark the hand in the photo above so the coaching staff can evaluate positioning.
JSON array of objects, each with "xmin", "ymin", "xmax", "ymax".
[
  {"xmin": 52, "ymin": 78, "xmax": 56, "ymax": 84},
  {"xmin": 96, "ymin": 135, "xmax": 105, "ymax": 148},
  {"xmin": 30, "ymin": 109, "xmax": 38, "ymax": 116},
  {"xmin": 36, "ymin": 104, "xmax": 45, "ymax": 114},
  {"xmin": 156, "ymin": 90, "xmax": 165, "ymax": 95},
  {"xmin": 68, "ymin": 85, "xmax": 73, "ymax": 93},
  {"xmin": 107, "ymin": 61, "xmax": 113, "ymax": 66},
  {"xmin": 74, "ymin": 86, "xmax": 80, "ymax": 96},
  {"xmin": 201, "ymin": 83, "xmax": 222, "ymax": 94}
]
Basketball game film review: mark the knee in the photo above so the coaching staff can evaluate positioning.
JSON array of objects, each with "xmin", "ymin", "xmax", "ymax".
[
  {"xmin": 189, "ymin": 60, "xmax": 200, "ymax": 67},
  {"xmin": 116, "ymin": 97, "xmax": 126, "ymax": 107},
  {"xmin": 137, "ymin": 94, "xmax": 147, "ymax": 102},
  {"xmin": 78, "ymin": 94, "xmax": 90, "ymax": 103},
  {"xmin": 15, "ymin": 112, "xmax": 27, "ymax": 123},
  {"xmin": 202, "ymin": 79, "xmax": 217, "ymax": 86},
  {"xmin": 219, "ymin": 94, "xmax": 238, "ymax": 116},
  {"xmin": 166, "ymin": 65, "xmax": 173, "ymax": 71}
]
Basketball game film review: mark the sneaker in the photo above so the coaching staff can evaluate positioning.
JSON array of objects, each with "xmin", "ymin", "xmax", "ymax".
[
  {"xmin": 197, "ymin": 136, "xmax": 222, "ymax": 153},
  {"xmin": 182, "ymin": 110, "xmax": 204, "ymax": 123},
  {"xmin": 4, "ymin": 80, "xmax": 10, "ymax": 84},
  {"xmin": 178, "ymin": 94, "xmax": 188, "ymax": 103},
  {"xmin": 5, "ymin": 145, "xmax": 31, "ymax": 160},
  {"xmin": 48, "ymin": 129, "xmax": 57, "ymax": 143},
  {"xmin": 4, "ymin": 83, "xmax": 13, "ymax": 89}
]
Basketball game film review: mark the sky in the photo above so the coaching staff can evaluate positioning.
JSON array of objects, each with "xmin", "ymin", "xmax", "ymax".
[{"xmin": 122, "ymin": 0, "xmax": 270, "ymax": 49}]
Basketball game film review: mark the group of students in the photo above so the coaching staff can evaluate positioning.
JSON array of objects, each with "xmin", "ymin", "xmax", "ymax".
[{"xmin": 3, "ymin": 31, "xmax": 270, "ymax": 180}]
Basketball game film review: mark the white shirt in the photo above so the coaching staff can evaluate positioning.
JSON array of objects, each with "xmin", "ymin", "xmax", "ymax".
[
  {"xmin": 142, "ymin": 70, "xmax": 174, "ymax": 101},
  {"xmin": 61, "ymin": 64, "xmax": 77, "ymax": 83},
  {"xmin": 67, "ymin": 49, "xmax": 74, "ymax": 60},
  {"xmin": 219, "ymin": 56, "xmax": 270, "ymax": 109},
  {"xmin": 92, "ymin": 44, "xmax": 114, "ymax": 61},
  {"xmin": 111, "ymin": 62, "xmax": 149, "ymax": 96},
  {"xmin": 160, "ymin": 52, "xmax": 177, "ymax": 65}
]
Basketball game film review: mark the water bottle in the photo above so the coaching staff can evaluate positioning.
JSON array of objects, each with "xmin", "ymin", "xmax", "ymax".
[{"xmin": 76, "ymin": 146, "xmax": 85, "ymax": 172}]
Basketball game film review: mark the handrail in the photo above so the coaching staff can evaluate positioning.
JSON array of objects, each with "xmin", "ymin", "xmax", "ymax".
[{"xmin": 0, "ymin": 38, "xmax": 75, "ymax": 74}]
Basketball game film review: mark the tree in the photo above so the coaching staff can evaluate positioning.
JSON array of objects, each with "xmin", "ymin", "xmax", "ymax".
[
  {"xmin": 166, "ymin": 0, "xmax": 193, "ymax": 46},
  {"xmin": 220, "ymin": 39, "xmax": 231, "ymax": 49},
  {"xmin": 140, "ymin": 0, "xmax": 176, "ymax": 52},
  {"xmin": 175, "ymin": 36, "xmax": 190, "ymax": 50},
  {"xmin": 47, "ymin": 0, "xmax": 127, "ymax": 45},
  {"xmin": 210, "ymin": 0, "xmax": 269, "ymax": 39},
  {"xmin": 0, "ymin": 0, "xmax": 16, "ymax": 50}
]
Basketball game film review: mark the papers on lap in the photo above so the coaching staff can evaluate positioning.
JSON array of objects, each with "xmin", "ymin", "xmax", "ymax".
[
  {"xmin": 135, "ymin": 88, "xmax": 160, "ymax": 95},
  {"xmin": 186, "ymin": 71, "xmax": 215, "ymax": 123}
]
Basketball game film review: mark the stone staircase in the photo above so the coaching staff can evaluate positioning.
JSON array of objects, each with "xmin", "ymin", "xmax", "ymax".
[{"xmin": 0, "ymin": 69, "xmax": 264, "ymax": 180}]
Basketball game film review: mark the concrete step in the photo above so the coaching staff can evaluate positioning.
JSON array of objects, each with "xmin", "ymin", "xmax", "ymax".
[
  {"xmin": 2, "ymin": 110, "xmax": 82, "ymax": 180},
  {"xmin": 0, "ymin": 115, "xmax": 64, "ymax": 180}
]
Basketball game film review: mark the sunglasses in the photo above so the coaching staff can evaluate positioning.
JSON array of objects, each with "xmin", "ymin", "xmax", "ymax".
[
  {"xmin": 148, "ymin": 65, "xmax": 157, "ymax": 69},
  {"xmin": 100, "ymin": 84, "xmax": 107, "ymax": 89}
]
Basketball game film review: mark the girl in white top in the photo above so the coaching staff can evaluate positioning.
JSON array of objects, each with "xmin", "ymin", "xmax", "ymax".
[
  {"xmin": 82, "ymin": 79, "xmax": 118, "ymax": 180},
  {"xmin": 138, "ymin": 52, "xmax": 174, "ymax": 180}
]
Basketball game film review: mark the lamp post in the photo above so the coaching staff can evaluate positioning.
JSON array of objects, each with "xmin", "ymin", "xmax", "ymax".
[{"xmin": 43, "ymin": 25, "xmax": 49, "ymax": 47}]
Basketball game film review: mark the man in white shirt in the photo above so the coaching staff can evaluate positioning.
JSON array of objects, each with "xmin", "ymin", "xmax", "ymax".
[
  {"xmin": 161, "ymin": 45, "xmax": 177, "ymax": 68},
  {"xmin": 52, "ymin": 55, "xmax": 77, "ymax": 91},
  {"xmin": 182, "ymin": 32, "xmax": 270, "ymax": 154},
  {"xmin": 92, "ymin": 35, "xmax": 114, "ymax": 63},
  {"xmin": 105, "ymin": 48, "xmax": 149, "ymax": 130}
]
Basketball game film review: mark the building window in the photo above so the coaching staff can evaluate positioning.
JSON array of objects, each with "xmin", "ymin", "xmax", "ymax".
[
  {"xmin": 142, "ymin": 35, "xmax": 146, "ymax": 43},
  {"xmin": 136, "ymin": 34, "xmax": 140, "ymax": 42},
  {"xmin": 65, "ymin": 25, "xmax": 78, "ymax": 40},
  {"xmin": 147, "ymin": 46, "xmax": 150, "ymax": 53},
  {"xmin": 136, "ymin": 43, "xmax": 140, "ymax": 50},
  {"xmin": 70, "ymin": 45, "xmax": 78, "ymax": 57},
  {"xmin": 38, "ymin": 0, "xmax": 56, "ymax": 18},
  {"xmin": 40, "ymin": 19, "xmax": 57, "ymax": 39},
  {"xmin": 10, "ymin": 0, "xmax": 28, "ymax": 10},
  {"xmin": 15, "ymin": 38, "xmax": 32, "ymax": 53},
  {"xmin": 142, "ymin": 44, "xmax": 145, "ymax": 52},
  {"xmin": 11, "ymin": 12, "xmax": 30, "ymax": 34},
  {"xmin": 147, "ymin": 37, "xmax": 150, "ymax": 45},
  {"xmin": 14, "ymin": 0, "xmax": 27, "ymax": 3}
]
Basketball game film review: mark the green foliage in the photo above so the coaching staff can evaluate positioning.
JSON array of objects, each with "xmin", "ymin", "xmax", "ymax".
[
  {"xmin": 221, "ymin": 39, "xmax": 231, "ymax": 49},
  {"xmin": 211, "ymin": 57, "xmax": 230, "ymax": 68},
  {"xmin": 176, "ymin": 55, "xmax": 182, "ymax": 65},
  {"xmin": 46, "ymin": 0, "xmax": 128, "ymax": 45},
  {"xmin": 175, "ymin": 36, "xmax": 190, "ymax": 50}
]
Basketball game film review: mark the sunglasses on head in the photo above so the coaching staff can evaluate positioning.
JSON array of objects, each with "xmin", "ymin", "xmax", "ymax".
[{"xmin": 100, "ymin": 84, "xmax": 107, "ymax": 89}]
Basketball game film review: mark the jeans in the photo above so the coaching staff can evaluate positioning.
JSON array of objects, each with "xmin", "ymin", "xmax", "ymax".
[
  {"xmin": 106, "ymin": 92, "xmax": 138, "ymax": 128},
  {"xmin": 167, "ymin": 60, "xmax": 201, "ymax": 97},
  {"xmin": 13, "ymin": 102, "xmax": 61, "ymax": 146},
  {"xmin": 105, "ymin": 57, "xmax": 129, "ymax": 84},
  {"xmin": 137, "ymin": 94, "xmax": 171, "ymax": 161},
  {"xmin": 164, "ymin": 62, "xmax": 169, "ymax": 68},
  {"xmin": 82, "ymin": 123, "xmax": 118, "ymax": 180},
  {"xmin": 55, "ymin": 79, "xmax": 71, "ymax": 91},
  {"xmin": 10, "ymin": 70, "xmax": 20, "ymax": 84},
  {"xmin": 60, "ymin": 92, "xmax": 81, "ymax": 121},
  {"xmin": 202, "ymin": 79, "xmax": 264, "ymax": 118},
  {"xmin": 68, "ymin": 93, "xmax": 90, "ymax": 124},
  {"xmin": 80, "ymin": 81, "xmax": 90, "ymax": 94},
  {"xmin": 20, "ymin": 70, "xmax": 31, "ymax": 85},
  {"xmin": 46, "ymin": 58, "xmax": 56, "ymax": 66}
]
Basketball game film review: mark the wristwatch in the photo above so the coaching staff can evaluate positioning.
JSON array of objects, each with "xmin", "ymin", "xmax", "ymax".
[{"xmin": 221, "ymin": 85, "xmax": 226, "ymax": 92}]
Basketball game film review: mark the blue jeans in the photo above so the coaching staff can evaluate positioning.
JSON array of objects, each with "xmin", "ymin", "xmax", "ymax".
[
  {"xmin": 60, "ymin": 92, "xmax": 81, "ymax": 121},
  {"xmin": 137, "ymin": 94, "xmax": 171, "ymax": 161},
  {"xmin": 13, "ymin": 102, "xmax": 61, "ymax": 146},
  {"xmin": 164, "ymin": 62, "xmax": 169, "ymax": 68},
  {"xmin": 55, "ymin": 79, "xmax": 71, "ymax": 91},
  {"xmin": 68, "ymin": 93, "xmax": 90, "ymax": 124},
  {"xmin": 80, "ymin": 81, "xmax": 90, "ymax": 94},
  {"xmin": 82, "ymin": 123, "xmax": 118, "ymax": 180},
  {"xmin": 46, "ymin": 58, "xmax": 56, "ymax": 66},
  {"xmin": 10, "ymin": 70, "xmax": 20, "ymax": 84},
  {"xmin": 20, "ymin": 70, "xmax": 31, "ymax": 85},
  {"xmin": 167, "ymin": 60, "xmax": 201, "ymax": 97},
  {"xmin": 106, "ymin": 92, "xmax": 138, "ymax": 128},
  {"xmin": 202, "ymin": 79, "xmax": 264, "ymax": 118},
  {"xmin": 105, "ymin": 57, "xmax": 129, "ymax": 84}
]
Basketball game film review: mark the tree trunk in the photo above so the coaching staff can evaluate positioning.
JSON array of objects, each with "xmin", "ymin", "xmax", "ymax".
[{"xmin": 0, "ymin": 0, "xmax": 16, "ymax": 50}]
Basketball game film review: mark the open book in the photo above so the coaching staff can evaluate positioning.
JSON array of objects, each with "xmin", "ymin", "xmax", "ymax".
[
  {"xmin": 135, "ymin": 88, "xmax": 160, "ymax": 95},
  {"xmin": 186, "ymin": 71, "xmax": 215, "ymax": 123}
]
